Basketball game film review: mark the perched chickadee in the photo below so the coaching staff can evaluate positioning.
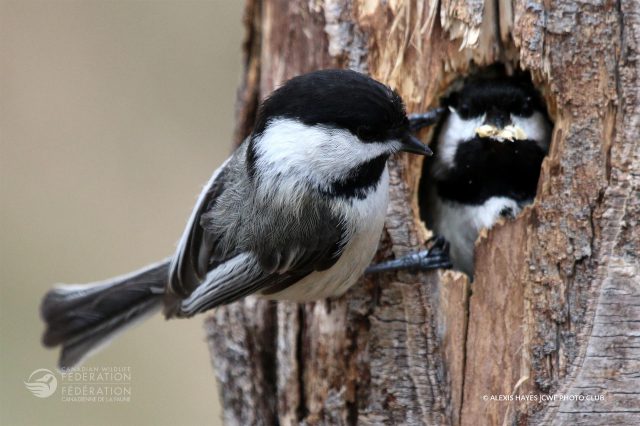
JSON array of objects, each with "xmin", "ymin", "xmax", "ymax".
[
  {"xmin": 420, "ymin": 74, "xmax": 552, "ymax": 276},
  {"xmin": 41, "ymin": 69, "xmax": 444, "ymax": 368}
]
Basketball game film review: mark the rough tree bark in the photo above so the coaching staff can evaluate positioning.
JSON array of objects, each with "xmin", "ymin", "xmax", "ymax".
[{"xmin": 205, "ymin": 1, "xmax": 639, "ymax": 425}]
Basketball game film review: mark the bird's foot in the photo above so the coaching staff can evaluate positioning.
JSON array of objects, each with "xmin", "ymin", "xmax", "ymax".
[
  {"xmin": 365, "ymin": 236, "xmax": 452, "ymax": 275},
  {"xmin": 408, "ymin": 107, "xmax": 446, "ymax": 132}
]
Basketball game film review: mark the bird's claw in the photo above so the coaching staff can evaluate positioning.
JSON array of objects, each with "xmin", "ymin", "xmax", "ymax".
[{"xmin": 365, "ymin": 235, "xmax": 452, "ymax": 275}]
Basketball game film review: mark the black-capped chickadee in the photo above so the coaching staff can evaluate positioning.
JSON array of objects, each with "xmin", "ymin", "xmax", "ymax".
[
  {"xmin": 41, "ymin": 69, "xmax": 446, "ymax": 368},
  {"xmin": 420, "ymin": 73, "xmax": 552, "ymax": 277}
]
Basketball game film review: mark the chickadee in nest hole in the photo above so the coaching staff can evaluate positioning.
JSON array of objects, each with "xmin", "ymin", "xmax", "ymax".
[
  {"xmin": 41, "ymin": 69, "xmax": 449, "ymax": 368},
  {"xmin": 419, "ymin": 73, "xmax": 552, "ymax": 277}
]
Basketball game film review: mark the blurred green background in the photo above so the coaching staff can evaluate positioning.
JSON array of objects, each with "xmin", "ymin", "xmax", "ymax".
[{"xmin": 1, "ymin": 1, "xmax": 244, "ymax": 424}]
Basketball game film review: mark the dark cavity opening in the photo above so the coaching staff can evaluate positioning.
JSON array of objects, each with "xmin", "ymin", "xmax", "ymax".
[{"xmin": 418, "ymin": 64, "xmax": 554, "ymax": 277}]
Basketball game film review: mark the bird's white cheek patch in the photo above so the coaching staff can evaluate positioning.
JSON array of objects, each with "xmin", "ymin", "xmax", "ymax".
[
  {"xmin": 511, "ymin": 112, "xmax": 551, "ymax": 150},
  {"xmin": 438, "ymin": 110, "xmax": 485, "ymax": 167},
  {"xmin": 255, "ymin": 118, "xmax": 393, "ymax": 186}
]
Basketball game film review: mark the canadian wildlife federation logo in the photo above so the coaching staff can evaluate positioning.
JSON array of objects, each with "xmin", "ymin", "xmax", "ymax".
[
  {"xmin": 24, "ymin": 368, "xmax": 58, "ymax": 398},
  {"xmin": 25, "ymin": 366, "xmax": 132, "ymax": 402}
]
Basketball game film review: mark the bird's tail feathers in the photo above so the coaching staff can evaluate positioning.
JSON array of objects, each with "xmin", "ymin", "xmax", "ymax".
[{"xmin": 41, "ymin": 259, "xmax": 170, "ymax": 369}]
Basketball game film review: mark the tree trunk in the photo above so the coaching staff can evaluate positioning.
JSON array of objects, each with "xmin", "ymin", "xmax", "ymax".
[{"xmin": 205, "ymin": 1, "xmax": 639, "ymax": 424}]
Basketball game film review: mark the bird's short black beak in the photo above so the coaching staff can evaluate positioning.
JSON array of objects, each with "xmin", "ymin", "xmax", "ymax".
[
  {"xmin": 485, "ymin": 108, "xmax": 511, "ymax": 129},
  {"xmin": 400, "ymin": 134, "xmax": 432, "ymax": 156}
]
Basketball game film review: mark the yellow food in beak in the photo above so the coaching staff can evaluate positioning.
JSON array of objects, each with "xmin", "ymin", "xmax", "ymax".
[
  {"xmin": 475, "ymin": 124, "xmax": 527, "ymax": 142},
  {"xmin": 500, "ymin": 125, "xmax": 527, "ymax": 141},
  {"xmin": 475, "ymin": 124, "xmax": 500, "ymax": 138}
]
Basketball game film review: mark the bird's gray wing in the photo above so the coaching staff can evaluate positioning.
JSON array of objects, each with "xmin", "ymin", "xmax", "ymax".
[
  {"xmin": 168, "ymin": 156, "xmax": 232, "ymax": 297},
  {"xmin": 167, "ymin": 145, "xmax": 349, "ymax": 311},
  {"xmin": 169, "ymin": 204, "xmax": 348, "ymax": 317},
  {"xmin": 174, "ymin": 253, "xmax": 300, "ymax": 317}
]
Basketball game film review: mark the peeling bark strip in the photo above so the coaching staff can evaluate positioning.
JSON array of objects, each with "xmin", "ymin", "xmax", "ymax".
[{"xmin": 206, "ymin": 1, "xmax": 639, "ymax": 425}]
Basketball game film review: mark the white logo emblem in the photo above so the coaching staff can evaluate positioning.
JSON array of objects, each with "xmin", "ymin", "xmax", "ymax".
[{"xmin": 24, "ymin": 368, "xmax": 58, "ymax": 398}]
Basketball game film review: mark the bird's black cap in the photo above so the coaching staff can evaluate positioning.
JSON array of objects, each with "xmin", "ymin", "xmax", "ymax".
[
  {"xmin": 253, "ymin": 69, "xmax": 409, "ymax": 143},
  {"xmin": 443, "ymin": 72, "xmax": 545, "ymax": 119}
]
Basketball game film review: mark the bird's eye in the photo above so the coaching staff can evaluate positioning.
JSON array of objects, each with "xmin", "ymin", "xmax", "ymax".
[
  {"xmin": 521, "ymin": 97, "xmax": 534, "ymax": 116},
  {"xmin": 458, "ymin": 103, "xmax": 471, "ymax": 117},
  {"xmin": 356, "ymin": 125, "xmax": 377, "ymax": 141}
]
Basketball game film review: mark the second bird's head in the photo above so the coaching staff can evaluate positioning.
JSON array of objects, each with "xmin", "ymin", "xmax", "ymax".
[
  {"xmin": 437, "ymin": 75, "xmax": 552, "ymax": 157},
  {"xmin": 245, "ymin": 69, "xmax": 430, "ymax": 196}
]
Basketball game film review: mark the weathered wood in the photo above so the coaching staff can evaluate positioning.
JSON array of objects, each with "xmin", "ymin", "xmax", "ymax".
[{"xmin": 206, "ymin": 0, "xmax": 639, "ymax": 424}]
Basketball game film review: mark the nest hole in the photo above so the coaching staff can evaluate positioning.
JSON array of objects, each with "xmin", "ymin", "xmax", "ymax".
[{"xmin": 417, "ymin": 64, "xmax": 555, "ymax": 277}]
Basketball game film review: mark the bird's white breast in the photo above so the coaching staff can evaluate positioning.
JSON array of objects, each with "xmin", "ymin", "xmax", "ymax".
[
  {"xmin": 259, "ymin": 166, "xmax": 390, "ymax": 301},
  {"xmin": 430, "ymin": 195, "xmax": 523, "ymax": 276}
]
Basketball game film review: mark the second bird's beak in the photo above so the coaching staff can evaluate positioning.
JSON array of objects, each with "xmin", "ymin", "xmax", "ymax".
[{"xmin": 400, "ymin": 134, "xmax": 433, "ymax": 156}]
